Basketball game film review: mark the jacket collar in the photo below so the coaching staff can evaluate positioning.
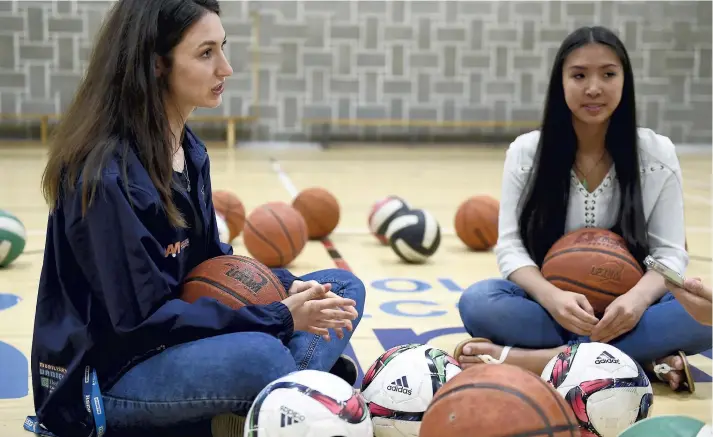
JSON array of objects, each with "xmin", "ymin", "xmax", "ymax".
[{"xmin": 183, "ymin": 125, "xmax": 208, "ymax": 170}]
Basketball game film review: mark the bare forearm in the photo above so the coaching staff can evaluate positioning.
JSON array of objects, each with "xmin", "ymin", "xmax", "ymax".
[
  {"xmin": 508, "ymin": 266, "xmax": 562, "ymax": 307},
  {"xmin": 628, "ymin": 270, "xmax": 669, "ymax": 307}
]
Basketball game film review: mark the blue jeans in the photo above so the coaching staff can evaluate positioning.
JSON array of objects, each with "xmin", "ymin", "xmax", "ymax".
[
  {"xmin": 102, "ymin": 269, "xmax": 366, "ymax": 437},
  {"xmin": 458, "ymin": 278, "xmax": 711, "ymax": 364}
]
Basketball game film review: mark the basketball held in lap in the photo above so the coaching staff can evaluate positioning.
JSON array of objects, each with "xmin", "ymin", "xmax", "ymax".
[
  {"xmin": 541, "ymin": 228, "xmax": 643, "ymax": 314},
  {"xmin": 181, "ymin": 255, "xmax": 288, "ymax": 309}
]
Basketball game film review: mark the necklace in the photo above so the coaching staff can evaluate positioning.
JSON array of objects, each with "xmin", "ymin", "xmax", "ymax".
[
  {"xmin": 574, "ymin": 150, "xmax": 607, "ymax": 191},
  {"xmin": 182, "ymin": 154, "xmax": 190, "ymax": 192}
]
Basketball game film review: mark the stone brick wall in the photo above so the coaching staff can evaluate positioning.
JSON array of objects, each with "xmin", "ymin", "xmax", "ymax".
[{"xmin": 0, "ymin": 1, "xmax": 710, "ymax": 144}]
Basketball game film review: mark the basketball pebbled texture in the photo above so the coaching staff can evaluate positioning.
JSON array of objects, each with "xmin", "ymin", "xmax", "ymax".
[
  {"xmin": 243, "ymin": 201, "xmax": 308, "ymax": 268},
  {"xmin": 454, "ymin": 195, "xmax": 499, "ymax": 251},
  {"xmin": 420, "ymin": 364, "xmax": 580, "ymax": 437},
  {"xmin": 292, "ymin": 187, "xmax": 340, "ymax": 240},
  {"xmin": 181, "ymin": 255, "xmax": 287, "ymax": 309},
  {"xmin": 541, "ymin": 228, "xmax": 644, "ymax": 314}
]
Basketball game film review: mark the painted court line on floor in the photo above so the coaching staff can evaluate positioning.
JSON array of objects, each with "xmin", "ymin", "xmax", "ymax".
[{"xmin": 268, "ymin": 157, "xmax": 353, "ymax": 272}]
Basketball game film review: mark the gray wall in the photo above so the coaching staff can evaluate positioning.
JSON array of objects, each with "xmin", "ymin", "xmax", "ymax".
[{"xmin": 0, "ymin": 1, "xmax": 710, "ymax": 144}]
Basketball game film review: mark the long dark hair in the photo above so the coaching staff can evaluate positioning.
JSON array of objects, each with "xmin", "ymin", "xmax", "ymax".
[
  {"xmin": 518, "ymin": 26, "xmax": 649, "ymax": 269},
  {"xmin": 41, "ymin": 0, "xmax": 221, "ymax": 227}
]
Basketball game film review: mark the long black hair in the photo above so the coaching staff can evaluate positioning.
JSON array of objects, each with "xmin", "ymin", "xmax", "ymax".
[
  {"xmin": 42, "ymin": 0, "xmax": 221, "ymax": 228},
  {"xmin": 518, "ymin": 26, "xmax": 649, "ymax": 269}
]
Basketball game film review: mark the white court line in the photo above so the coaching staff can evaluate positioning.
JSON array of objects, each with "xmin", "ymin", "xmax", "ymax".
[{"xmin": 269, "ymin": 158, "xmax": 299, "ymax": 199}]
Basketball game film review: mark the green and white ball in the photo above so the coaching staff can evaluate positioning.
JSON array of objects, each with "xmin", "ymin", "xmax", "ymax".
[{"xmin": 0, "ymin": 210, "xmax": 26, "ymax": 267}]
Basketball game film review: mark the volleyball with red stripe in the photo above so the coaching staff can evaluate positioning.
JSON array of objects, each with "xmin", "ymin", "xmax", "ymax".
[{"xmin": 368, "ymin": 195, "xmax": 410, "ymax": 245}]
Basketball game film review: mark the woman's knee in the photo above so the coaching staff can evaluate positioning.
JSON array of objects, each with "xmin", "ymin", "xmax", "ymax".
[
  {"xmin": 458, "ymin": 279, "xmax": 517, "ymax": 333},
  {"xmin": 216, "ymin": 332, "xmax": 297, "ymax": 391},
  {"xmin": 307, "ymin": 269, "xmax": 366, "ymax": 312},
  {"xmin": 682, "ymin": 321, "xmax": 713, "ymax": 357},
  {"xmin": 458, "ymin": 279, "xmax": 513, "ymax": 314}
]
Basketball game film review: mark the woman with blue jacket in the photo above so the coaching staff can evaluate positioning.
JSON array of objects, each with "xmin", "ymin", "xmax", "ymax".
[{"xmin": 26, "ymin": 1, "xmax": 365, "ymax": 437}]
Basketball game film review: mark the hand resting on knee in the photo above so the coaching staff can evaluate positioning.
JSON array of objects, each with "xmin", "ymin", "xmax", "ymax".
[{"xmin": 282, "ymin": 282, "xmax": 358, "ymax": 341}]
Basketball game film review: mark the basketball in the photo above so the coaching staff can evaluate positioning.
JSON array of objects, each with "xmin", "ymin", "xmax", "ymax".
[
  {"xmin": 454, "ymin": 195, "xmax": 500, "ymax": 250},
  {"xmin": 212, "ymin": 190, "xmax": 245, "ymax": 242},
  {"xmin": 420, "ymin": 364, "xmax": 579, "ymax": 437},
  {"xmin": 243, "ymin": 201, "xmax": 308, "ymax": 268},
  {"xmin": 292, "ymin": 187, "xmax": 340, "ymax": 239},
  {"xmin": 368, "ymin": 195, "xmax": 410, "ymax": 245},
  {"xmin": 541, "ymin": 228, "xmax": 644, "ymax": 314},
  {"xmin": 0, "ymin": 209, "xmax": 25, "ymax": 268},
  {"xmin": 180, "ymin": 255, "xmax": 287, "ymax": 309},
  {"xmin": 385, "ymin": 208, "xmax": 441, "ymax": 263}
]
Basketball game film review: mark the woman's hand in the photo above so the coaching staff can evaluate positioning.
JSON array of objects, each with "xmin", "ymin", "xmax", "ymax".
[
  {"xmin": 542, "ymin": 289, "xmax": 599, "ymax": 336},
  {"xmin": 590, "ymin": 293, "xmax": 647, "ymax": 343},
  {"xmin": 288, "ymin": 280, "xmax": 324, "ymax": 296},
  {"xmin": 667, "ymin": 277, "xmax": 712, "ymax": 326},
  {"xmin": 282, "ymin": 280, "xmax": 357, "ymax": 341}
]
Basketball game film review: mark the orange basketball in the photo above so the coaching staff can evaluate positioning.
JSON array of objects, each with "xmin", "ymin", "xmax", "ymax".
[
  {"xmin": 180, "ymin": 255, "xmax": 287, "ymax": 309},
  {"xmin": 454, "ymin": 195, "xmax": 500, "ymax": 250},
  {"xmin": 212, "ymin": 190, "xmax": 245, "ymax": 241},
  {"xmin": 243, "ymin": 201, "xmax": 308, "ymax": 267},
  {"xmin": 292, "ymin": 187, "xmax": 340, "ymax": 239},
  {"xmin": 541, "ymin": 228, "xmax": 644, "ymax": 314},
  {"xmin": 420, "ymin": 364, "xmax": 579, "ymax": 437}
]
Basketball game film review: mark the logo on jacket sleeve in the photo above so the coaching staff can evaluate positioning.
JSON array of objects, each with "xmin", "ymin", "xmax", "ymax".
[{"xmin": 164, "ymin": 238, "xmax": 190, "ymax": 258}]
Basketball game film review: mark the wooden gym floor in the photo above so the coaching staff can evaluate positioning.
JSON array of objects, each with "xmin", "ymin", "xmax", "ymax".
[{"xmin": 0, "ymin": 141, "xmax": 711, "ymax": 435}]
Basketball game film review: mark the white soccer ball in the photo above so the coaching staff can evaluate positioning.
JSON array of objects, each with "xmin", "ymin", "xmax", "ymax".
[
  {"xmin": 360, "ymin": 343, "xmax": 462, "ymax": 437},
  {"xmin": 244, "ymin": 369, "xmax": 373, "ymax": 437},
  {"xmin": 385, "ymin": 208, "xmax": 441, "ymax": 263},
  {"xmin": 215, "ymin": 213, "xmax": 230, "ymax": 244},
  {"xmin": 541, "ymin": 342, "xmax": 654, "ymax": 437}
]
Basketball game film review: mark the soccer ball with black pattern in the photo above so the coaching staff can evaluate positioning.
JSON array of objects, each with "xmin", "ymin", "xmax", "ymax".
[
  {"xmin": 360, "ymin": 343, "xmax": 462, "ymax": 437},
  {"xmin": 244, "ymin": 369, "xmax": 373, "ymax": 437},
  {"xmin": 540, "ymin": 342, "xmax": 654, "ymax": 437}
]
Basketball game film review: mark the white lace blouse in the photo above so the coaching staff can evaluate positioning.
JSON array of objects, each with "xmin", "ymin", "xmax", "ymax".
[{"xmin": 495, "ymin": 127, "xmax": 688, "ymax": 279}]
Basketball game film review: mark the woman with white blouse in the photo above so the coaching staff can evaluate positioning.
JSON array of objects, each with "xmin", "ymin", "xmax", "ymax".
[{"xmin": 454, "ymin": 26, "xmax": 711, "ymax": 393}]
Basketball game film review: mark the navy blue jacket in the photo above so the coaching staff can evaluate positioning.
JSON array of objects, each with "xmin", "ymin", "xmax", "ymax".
[{"xmin": 30, "ymin": 127, "xmax": 299, "ymax": 436}]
